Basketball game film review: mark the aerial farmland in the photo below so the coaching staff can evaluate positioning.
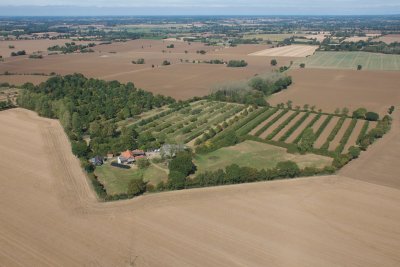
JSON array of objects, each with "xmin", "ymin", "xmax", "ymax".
[{"xmin": 0, "ymin": 12, "xmax": 400, "ymax": 267}]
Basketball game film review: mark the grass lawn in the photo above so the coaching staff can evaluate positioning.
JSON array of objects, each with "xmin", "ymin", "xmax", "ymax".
[
  {"xmin": 194, "ymin": 140, "xmax": 332, "ymax": 173},
  {"xmin": 95, "ymin": 161, "xmax": 167, "ymax": 195},
  {"xmin": 294, "ymin": 51, "xmax": 400, "ymax": 71}
]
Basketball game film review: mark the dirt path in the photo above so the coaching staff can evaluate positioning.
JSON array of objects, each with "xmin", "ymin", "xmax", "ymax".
[{"xmin": 1, "ymin": 108, "xmax": 400, "ymax": 266}]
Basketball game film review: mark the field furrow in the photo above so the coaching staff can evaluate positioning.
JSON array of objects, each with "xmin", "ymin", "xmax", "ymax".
[
  {"xmin": 249, "ymin": 109, "xmax": 282, "ymax": 135},
  {"xmin": 344, "ymin": 120, "xmax": 364, "ymax": 153},
  {"xmin": 273, "ymin": 112, "xmax": 305, "ymax": 141}
]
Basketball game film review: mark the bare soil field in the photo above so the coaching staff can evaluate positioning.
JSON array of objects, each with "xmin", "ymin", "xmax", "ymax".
[
  {"xmin": 0, "ymin": 74, "xmax": 48, "ymax": 85},
  {"xmin": 344, "ymin": 36, "xmax": 371, "ymax": 42},
  {"xmin": 249, "ymin": 45, "xmax": 318, "ymax": 57},
  {"xmin": 0, "ymin": 39, "xmax": 96, "ymax": 58},
  {"xmin": 343, "ymin": 120, "xmax": 364, "ymax": 152},
  {"xmin": 0, "ymin": 39, "xmax": 294, "ymax": 99},
  {"xmin": 376, "ymin": 34, "xmax": 400, "ymax": 44},
  {"xmin": 1, "ymin": 108, "xmax": 400, "ymax": 266},
  {"xmin": 268, "ymin": 68, "xmax": 400, "ymax": 116}
]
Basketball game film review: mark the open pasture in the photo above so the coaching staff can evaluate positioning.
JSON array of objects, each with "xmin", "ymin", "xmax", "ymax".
[
  {"xmin": 294, "ymin": 51, "xmax": 400, "ymax": 71},
  {"xmin": 194, "ymin": 140, "xmax": 332, "ymax": 173},
  {"xmin": 249, "ymin": 45, "xmax": 318, "ymax": 57},
  {"xmin": 268, "ymin": 68, "xmax": 400, "ymax": 116},
  {"xmin": 1, "ymin": 108, "xmax": 400, "ymax": 266}
]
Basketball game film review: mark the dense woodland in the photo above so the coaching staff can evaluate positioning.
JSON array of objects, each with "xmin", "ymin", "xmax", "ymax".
[{"xmin": 17, "ymin": 74, "xmax": 175, "ymax": 157}]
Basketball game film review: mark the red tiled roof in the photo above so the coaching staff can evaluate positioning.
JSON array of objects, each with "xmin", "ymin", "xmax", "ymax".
[{"xmin": 121, "ymin": 150, "xmax": 134, "ymax": 158}]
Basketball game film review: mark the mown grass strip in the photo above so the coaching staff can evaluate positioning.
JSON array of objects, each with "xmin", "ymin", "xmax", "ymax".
[
  {"xmin": 255, "ymin": 109, "xmax": 289, "ymax": 137},
  {"xmin": 279, "ymin": 112, "xmax": 310, "ymax": 142},
  {"xmin": 320, "ymin": 116, "xmax": 346, "ymax": 150},
  {"xmin": 292, "ymin": 113, "xmax": 322, "ymax": 144},
  {"xmin": 236, "ymin": 107, "xmax": 278, "ymax": 136},
  {"xmin": 334, "ymin": 118, "xmax": 358, "ymax": 154}
]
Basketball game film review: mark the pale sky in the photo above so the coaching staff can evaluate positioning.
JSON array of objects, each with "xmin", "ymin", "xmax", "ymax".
[{"xmin": 0, "ymin": 0, "xmax": 399, "ymax": 15}]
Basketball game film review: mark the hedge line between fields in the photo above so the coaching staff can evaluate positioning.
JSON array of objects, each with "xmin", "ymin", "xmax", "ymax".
[
  {"xmin": 356, "ymin": 120, "xmax": 370, "ymax": 144},
  {"xmin": 314, "ymin": 115, "xmax": 333, "ymax": 139}
]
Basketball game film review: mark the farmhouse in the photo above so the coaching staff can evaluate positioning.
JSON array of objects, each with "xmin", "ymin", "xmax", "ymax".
[{"xmin": 117, "ymin": 149, "xmax": 147, "ymax": 164}]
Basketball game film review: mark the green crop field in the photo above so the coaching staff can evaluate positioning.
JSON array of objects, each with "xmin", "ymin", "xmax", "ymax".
[
  {"xmin": 294, "ymin": 51, "xmax": 400, "ymax": 71},
  {"xmin": 194, "ymin": 140, "xmax": 332, "ymax": 173}
]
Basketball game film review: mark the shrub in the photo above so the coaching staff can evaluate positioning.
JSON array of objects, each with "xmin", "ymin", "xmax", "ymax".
[
  {"xmin": 357, "ymin": 65, "xmax": 362, "ymax": 70},
  {"xmin": 299, "ymin": 63, "xmax": 305, "ymax": 68},
  {"xmin": 352, "ymin": 108, "xmax": 367, "ymax": 119},
  {"xmin": 162, "ymin": 60, "xmax": 171, "ymax": 66},
  {"xmin": 297, "ymin": 128, "xmax": 316, "ymax": 153},
  {"xmin": 348, "ymin": 146, "xmax": 361, "ymax": 159},
  {"xmin": 293, "ymin": 114, "xmax": 321, "ymax": 144},
  {"xmin": 365, "ymin": 112, "xmax": 379, "ymax": 121},
  {"xmin": 270, "ymin": 59, "xmax": 277, "ymax": 66},
  {"xmin": 388, "ymin": 106, "xmax": 395, "ymax": 114},
  {"xmin": 227, "ymin": 60, "xmax": 248, "ymax": 67},
  {"xmin": 132, "ymin": 58, "xmax": 145, "ymax": 64},
  {"xmin": 276, "ymin": 161, "xmax": 300, "ymax": 178}
]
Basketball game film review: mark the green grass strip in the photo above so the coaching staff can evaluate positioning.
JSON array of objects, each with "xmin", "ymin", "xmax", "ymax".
[
  {"xmin": 292, "ymin": 113, "xmax": 322, "ymax": 144},
  {"xmin": 320, "ymin": 117, "xmax": 346, "ymax": 150},
  {"xmin": 279, "ymin": 112, "xmax": 310, "ymax": 142},
  {"xmin": 267, "ymin": 111, "xmax": 300, "ymax": 140},
  {"xmin": 334, "ymin": 118, "xmax": 358, "ymax": 154},
  {"xmin": 314, "ymin": 115, "xmax": 333, "ymax": 139},
  {"xmin": 255, "ymin": 109, "xmax": 289, "ymax": 137},
  {"xmin": 356, "ymin": 120, "xmax": 369, "ymax": 144},
  {"xmin": 236, "ymin": 107, "xmax": 278, "ymax": 136}
]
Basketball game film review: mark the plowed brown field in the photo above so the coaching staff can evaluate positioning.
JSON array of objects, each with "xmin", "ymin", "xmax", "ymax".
[{"xmin": 1, "ymin": 108, "xmax": 400, "ymax": 267}]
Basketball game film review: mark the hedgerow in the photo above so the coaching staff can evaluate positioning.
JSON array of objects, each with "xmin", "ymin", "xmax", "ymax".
[
  {"xmin": 356, "ymin": 120, "xmax": 369, "ymax": 144},
  {"xmin": 314, "ymin": 115, "xmax": 333, "ymax": 139}
]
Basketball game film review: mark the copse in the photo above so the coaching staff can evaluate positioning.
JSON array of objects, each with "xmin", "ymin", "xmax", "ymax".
[
  {"xmin": 227, "ymin": 60, "xmax": 248, "ymax": 67},
  {"xmin": 270, "ymin": 59, "xmax": 277, "ymax": 66}
]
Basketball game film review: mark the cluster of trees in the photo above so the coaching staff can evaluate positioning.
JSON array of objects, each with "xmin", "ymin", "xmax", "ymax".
[
  {"xmin": 17, "ymin": 74, "xmax": 175, "ymax": 157},
  {"xmin": 358, "ymin": 115, "xmax": 392, "ymax": 150},
  {"xmin": 162, "ymin": 60, "xmax": 171, "ymax": 66},
  {"xmin": 209, "ymin": 74, "xmax": 292, "ymax": 106},
  {"xmin": 11, "ymin": 50, "xmax": 26, "ymax": 56},
  {"xmin": 352, "ymin": 108, "xmax": 379, "ymax": 121},
  {"xmin": 0, "ymin": 99, "xmax": 14, "ymax": 110},
  {"xmin": 48, "ymin": 42, "xmax": 96, "ymax": 53},
  {"xmin": 320, "ymin": 40, "xmax": 400, "ymax": 55},
  {"xmin": 227, "ymin": 60, "xmax": 248, "ymax": 67},
  {"xmin": 162, "ymin": 151, "xmax": 196, "ymax": 190},
  {"xmin": 202, "ymin": 59, "xmax": 225, "ymax": 64},
  {"xmin": 157, "ymin": 161, "xmax": 336, "ymax": 191},
  {"xmin": 166, "ymin": 44, "xmax": 174, "ymax": 48}
]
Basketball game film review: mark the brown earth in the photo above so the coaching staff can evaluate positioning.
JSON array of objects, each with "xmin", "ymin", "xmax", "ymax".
[
  {"xmin": 0, "ymin": 74, "xmax": 48, "ymax": 85},
  {"xmin": 0, "ymin": 40, "xmax": 294, "ymax": 99},
  {"xmin": 259, "ymin": 110, "xmax": 295, "ymax": 139},
  {"xmin": 272, "ymin": 112, "xmax": 302, "ymax": 141},
  {"xmin": 328, "ymin": 118, "xmax": 352, "ymax": 150},
  {"xmin": 268, "ymin": 68, "xmax": 400, "ymax": 116},
  {"xmin": 1, "ymin": 108, "xmax": 400, "ymax": 266},
  {"xmin": 286, "ymin": 113, "xmax": 317, "ymax": 143},
  {"xmin": 376, "ymin": 34, "xmax": 400, "ymax": 44}
]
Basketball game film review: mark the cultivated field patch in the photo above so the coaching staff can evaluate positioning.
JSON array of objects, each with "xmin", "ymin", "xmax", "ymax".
[
  {"xmin": 294, "ymin": 51, "xmax": 400, "ymax": 71},
  {"xmin": 249, "ymin": 45, "xmax": 318, "ymax": 57},
  {"xmin": 376, "ymin": 34, "xmax": 400, "ymax": 44}
]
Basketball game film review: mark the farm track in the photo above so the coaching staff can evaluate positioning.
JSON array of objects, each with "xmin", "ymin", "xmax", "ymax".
[{"xmin": 1, "ymin": 109, "xmax": 400, "ymax": 266}]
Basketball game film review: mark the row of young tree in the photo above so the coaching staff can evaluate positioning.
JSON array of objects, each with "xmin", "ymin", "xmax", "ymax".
[{"xmin": 17, "ymin": 74, "xmax": 175, "ymax": 157}]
